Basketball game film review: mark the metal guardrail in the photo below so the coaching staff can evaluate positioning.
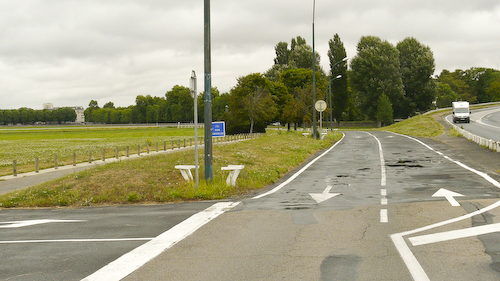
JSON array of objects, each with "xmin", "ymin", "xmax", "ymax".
[{"xmin": 447, "ymin": 119, "xmax": 500, "ymax": 153}]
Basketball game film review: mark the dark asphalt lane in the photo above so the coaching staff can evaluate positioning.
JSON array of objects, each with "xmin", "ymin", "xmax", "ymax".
[{"xmin": 0, "ymin": 202, "xmax": 215, "ymax": 281}]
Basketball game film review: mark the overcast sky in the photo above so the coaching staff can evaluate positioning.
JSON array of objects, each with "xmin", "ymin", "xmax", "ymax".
[{"xmin": 1, "ymin": 0, "xmax": 499, "ymax": 109}]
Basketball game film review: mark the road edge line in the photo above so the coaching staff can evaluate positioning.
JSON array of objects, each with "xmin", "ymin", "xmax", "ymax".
[{"xmin": 81, "ymin": 201, "xmax": 240, "ymax": 281}]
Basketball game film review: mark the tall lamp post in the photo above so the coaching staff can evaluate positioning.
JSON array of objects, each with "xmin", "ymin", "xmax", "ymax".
[
  {"xmin": 326, "ymin": 58, "xmax": 348, "ymax": 129},
  {"xmin": 204, "ymin": 0, "xmax": 213, "ymax": 181},
  {"xmin": 326, "ymin": 74, "xmax": 341, "ymax": 130},
  {"xmin": 312, "ymin": 0, "xmax": 317, "ymax": 138}
]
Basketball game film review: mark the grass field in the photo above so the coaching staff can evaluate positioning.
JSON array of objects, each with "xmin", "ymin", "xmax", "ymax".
[
  {"xmin": 0, "ymin": 126, "xmax": 196, "ymax": 176},
  {"xmin": 0, "ymin": 130, "xmax": 343, "ymax": 207},
  {"xmin": 0, "ymin": 113, "xmax": 449, "ymax": 208}
]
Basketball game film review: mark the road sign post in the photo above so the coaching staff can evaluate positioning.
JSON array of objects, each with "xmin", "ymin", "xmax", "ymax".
[
  {"xmin": 315, "ymin": 100, "xmax": 327, "ymax": 133},
  {"xmin": 190, "ymin": 70, "xmax": 199, "ymax": 189}
]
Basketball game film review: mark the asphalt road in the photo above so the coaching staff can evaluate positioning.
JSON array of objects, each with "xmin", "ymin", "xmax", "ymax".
[
  {"xmin": 446, "ymin": 106, "xmax": 500, "ymax": 142},
  {"xmin": 2, "ymin": 130, "xmax": 500, "ymax": 280}
]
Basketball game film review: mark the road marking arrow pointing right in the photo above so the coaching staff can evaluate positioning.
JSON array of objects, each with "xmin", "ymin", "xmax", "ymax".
[
  {"xmin": 310, "ymin": 185, "xmax": 340, "ymax": 204},
  {"xmin": 432, "ymin": 188, "xmax": 464, "ymax": 207}
]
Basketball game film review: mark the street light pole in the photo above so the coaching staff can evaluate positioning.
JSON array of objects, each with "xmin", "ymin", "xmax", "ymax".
[
  {"xmin": 204, "ymin": 0, "xmax": 213, "ymax": 181},
  {"xmin": 328, "ymin": 58, "xmax": 348, "ymax": 129},
  {"xmin": 312, "ymin": 0, "xmax": 317, "ymax": 139}
]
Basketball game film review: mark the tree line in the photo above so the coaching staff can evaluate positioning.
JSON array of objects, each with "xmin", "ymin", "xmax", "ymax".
[
  {"xmin": 0, "ymin": 107, "xmax": 77, "ymax": 125},
  {"xmin": 5, "ymin": 34, "xmax": 500, "ymax": 132}
]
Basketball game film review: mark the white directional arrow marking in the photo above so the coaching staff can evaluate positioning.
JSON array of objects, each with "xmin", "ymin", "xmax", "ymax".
[
  {"xmin": 0, "ymin": 219, "xmax": 85, "ymax": 228},
  {"xmin": 310, "ymin": 185, "xmax": 340, "ymax": 204},
  {"xmin": 431, "ymin": 188, "xmax": 464, "ymax": 207}
]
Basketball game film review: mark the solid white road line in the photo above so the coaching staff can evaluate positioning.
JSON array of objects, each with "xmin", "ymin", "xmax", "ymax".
[
  {"xmin": 252, "ymin": 133, "xmax": 345, "ymax": 199},
  {"xmin": 366, "ymin": 132, "xmax": 387, "ymax": 187},
  {"xmin": 0, "ymin": 238, "xmax": 153, "ymax": 244},
  {"xmin": 389, "ymin": 132, "xmax": 500, "ymax": 281},
  {"xmin": 409, "ymin": 223, "xmax": 500, "ymax": 246},
  {"xmin": 81, "ymin": 201, "xmax": 240, "ymax": 281}
]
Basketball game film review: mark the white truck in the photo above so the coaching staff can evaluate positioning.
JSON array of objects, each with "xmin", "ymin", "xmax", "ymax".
[{"xmin": 452, "ymin": 101, "xmax": 470, "ymax": 123}]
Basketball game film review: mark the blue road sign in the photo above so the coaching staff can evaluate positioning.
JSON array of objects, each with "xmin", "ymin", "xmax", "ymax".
[{"xmin": 212, "ymin": 121, "xmax": 226, "ymax": 137}]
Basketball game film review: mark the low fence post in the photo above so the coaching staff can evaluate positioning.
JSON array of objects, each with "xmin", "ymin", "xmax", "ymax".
[
  {"xmin": 126, "ymin": 146, "xmax": 129, "ymax": 157},
  {"xmin": 116, "ymin": 147, "xmax": 119, "ymax": 159},
  {"xmin": 102, "ymin": 149, "xmax": 106, "ymax": 162},
  {"xmin": 138, "ymin": 144, "xmax": 141, "ymax": 156},
  {"xmin": 156, "ymin": 142, "xmax": 159, "ymax": 152},
  {"xmin": 89, "ymin": 151, "xmax": 92, "ymax": 163},
  {"xmin": 35, "ymin": 157, "xmax": 39, "ymax": 173},
  {"xmin": 171, "ymin": 140, "xmax": 174, "ymax": 150},
  {"xmin": 164, "ymin": 141, "xmax": 167, "ymax": 151},
  {"xmin": 147, "ymin": 143, "xmax": 150, "ymax": 154},
  {"xmin": 73, "ymin": 153, "xmax": 76, "ymax": 166},
  {"xmin": 55, "ymin": 154, "xmax": 58, "ymax": 169},
  {"xmin": 13, "ymin": 160, "xmax": 17, "ymax": 176}
]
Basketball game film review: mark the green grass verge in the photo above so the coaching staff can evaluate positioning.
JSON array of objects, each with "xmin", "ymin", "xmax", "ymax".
[
  {"xmin": 383, "ymin": 114, "xmax": 444, "ymax": 137},
  {"xmin": 0, "ymin": 126, "xmax": 196, "ymax": 176},
  {"xmin": 0, "ymin": 130, "xmax": 342, "ymax": 208}
]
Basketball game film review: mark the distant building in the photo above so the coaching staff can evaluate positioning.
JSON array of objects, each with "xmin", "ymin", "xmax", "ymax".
[
  {"xmin": 43, "ymin": 103, "xmax": 54, "ymax": 110},
  {"xmin": 43, "ymin": 103, "xmax": 85, "ymax": 123},
  {"xmin": 71, "ymin": 106, "xmax": 85, "ymax": 123}
]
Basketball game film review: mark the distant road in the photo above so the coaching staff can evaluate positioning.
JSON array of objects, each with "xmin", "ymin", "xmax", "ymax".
[{"xmin": 446, "ymin": 106, "xmax": 500, "ymax": 142}]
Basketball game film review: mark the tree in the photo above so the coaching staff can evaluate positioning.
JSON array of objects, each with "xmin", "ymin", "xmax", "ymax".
[
  {"xmin": 436, "ymin": 83, "xmax": 458, "ymax": 108},
  {"xmin": 274, "ymin": 42, "xmax": 290, "ymax": 66},
  {"xmin": 84, "ymin": 100, "xmax": 99, "ymax": 122},
  {"xmin": 350, "ymin": 36, "xmax": 405, "ymax": 119},
  {"xmin": 327, "ymin": 33, "xmax": 349, "ymax": 125},
  {"xmin": 397, "ymin": 37, "xmax": 437, "ymax": 116},
  {"xmin": 103, "ymin": 102, "xmax": 115, "ymax": 109},
  {"xmin": 165, "ymin": 86, "xmax": 192, "ymax": 122},
  {"xmin": 437, "ymin": 70, "xmax": 475, "ymax": 102},
  {"xmin": 486, "ymin": 77, "xmax": 500, "ymax": 101},
  {"xmin": 226, "ymin": 73, "xmax": 278, "ymax": 134},
  {"xmin": 244, "ymin": 86, "xmax": 277, "ymax": 133},
  {"xmin": 376, "ymin": 94, "xmax": 393, "ymax": 126}
]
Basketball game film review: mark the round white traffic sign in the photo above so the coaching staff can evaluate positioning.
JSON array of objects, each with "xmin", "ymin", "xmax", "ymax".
[{"xmin": 315, "ymin": 100, "xmax": 327, "ymax": 112}]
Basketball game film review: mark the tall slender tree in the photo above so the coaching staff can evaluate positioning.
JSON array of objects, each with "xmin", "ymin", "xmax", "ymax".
[
  {"xmin": 397, "ymin": 37, "xmax": 436, "ymax": 116},
  {"xmin": 351, "ymin": 36, "xmax": 405, "ymax": 119},
  {"xmin": 327, "ymin": 34, "xmax": 348, "ymax": 125}
]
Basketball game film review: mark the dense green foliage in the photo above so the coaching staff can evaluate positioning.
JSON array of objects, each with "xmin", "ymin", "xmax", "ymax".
[{"xmin": 0, "ymin": 107, "xmax": 76, "ymax": 125}]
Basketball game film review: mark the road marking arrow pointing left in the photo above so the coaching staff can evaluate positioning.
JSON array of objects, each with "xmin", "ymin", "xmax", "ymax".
[
  {"xmin": 0, "ymin": 219, "xmax": 85, "ymax": 228},
  {"xmin": 310, "ymin": 185, "xmax": 340, "ymax": 204},
  {"xmin": 432, "ymin": 188, "xmax": 464, "ymax": 207}
]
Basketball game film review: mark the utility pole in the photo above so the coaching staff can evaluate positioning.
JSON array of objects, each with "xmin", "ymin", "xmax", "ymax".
[
  {"xmin": 312, "ymin": 0, "xmax": 317, "ymax": 139},
  {"xmin": 204, "ymin": 0, "xmax": 213, "ymax": 181}
]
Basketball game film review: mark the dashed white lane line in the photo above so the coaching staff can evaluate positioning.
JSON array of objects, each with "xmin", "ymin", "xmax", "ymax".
[
  {"xmin": 252, "ymin": 133, "xmax": 345, "ymax": 199},
  {"xmin": 81, "ymin": 201, "xmax": 240, "ymax": 281},
  {"xmin": 380, "ymin": 209, "xmax": 388, "ymax": 223},
  {"xmin": 366, "ymin": 132, "xmax": 389, "ymax": 223}
]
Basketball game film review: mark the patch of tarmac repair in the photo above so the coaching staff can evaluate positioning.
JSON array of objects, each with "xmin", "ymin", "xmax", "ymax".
[
  {"xmin": 462, "ymin": 202, "xmax": 500, "ymax": 272},
  {"xmin": 320, "ymin": 255, "xmax": 360, "ymax": 281}
]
